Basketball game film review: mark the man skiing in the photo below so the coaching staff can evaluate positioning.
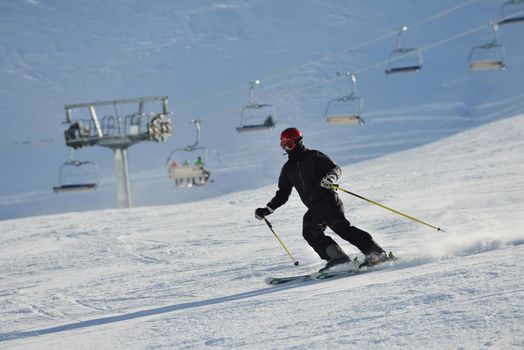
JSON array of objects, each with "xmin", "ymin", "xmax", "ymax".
[{"xmin": 255, "ymin": 127, "xmax": 387, "ymax": 271}]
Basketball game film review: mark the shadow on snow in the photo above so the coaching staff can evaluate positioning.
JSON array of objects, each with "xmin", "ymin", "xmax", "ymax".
[{"xmin": 0, "ymin": 283, "xmax": 309, "ymax": 343}]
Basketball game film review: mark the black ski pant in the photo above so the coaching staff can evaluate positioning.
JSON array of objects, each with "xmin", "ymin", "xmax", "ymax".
[{"xmin": 302, "ymin": 193, "xmax": 382, "ymax": 260}]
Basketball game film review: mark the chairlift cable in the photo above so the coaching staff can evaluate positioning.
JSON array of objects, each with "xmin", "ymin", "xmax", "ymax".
[
  {"xmin": 2, "ymin": 0, "xmax": 486, "ymax": 147},
  {"xmin": 0, "ymin": 138, "xmax": 62, "ymax": 151},
  {"xmin": 198, "ymin": 3, "xmax": 502, "ymax": 121},
  {"xmin": 197, "ymin": 10, "xmax": 521, "ymax": 122},
  {"xmin": 267, "ymin": 8, "xmax": 524, "ymax": 101},
  {"xmin": 178, "ymin": 0, "xmax": 482, "ymax": 112},
  {"xmin": 251, "ymin": 0, "xmax": 482, "ymax": 93},
  {"xmin": 357, "ymin": 9, "xmax": 524, "ymax": 74},
  {"xmin": 498, "ymin": 8, "xmax": 524, "ymax": 24},
  {"xmin": 1, "ymin": 1, "xmax": 514, "ymax": 147},
  {"xmin": 407, "ymin": 0, "xmax": 481, "ymax": 31},
  {"xmin": 273, "ymin": 18, "xmax": 515, "ymax": 100},
  {"xmin": 354, "ymin": 25, "xmax": 488, "ymax": 76},
  {"xmin": 419, "ymin": 25, "xmax": 488, "ymax": 53}
]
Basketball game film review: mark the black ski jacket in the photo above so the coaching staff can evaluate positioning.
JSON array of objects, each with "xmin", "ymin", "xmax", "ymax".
[{"xmin": 267, "ymin": 146, "xmax": 341, "ymax": 210}]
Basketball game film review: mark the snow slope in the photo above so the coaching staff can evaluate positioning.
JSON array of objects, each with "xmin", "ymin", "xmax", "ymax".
[
  {"xmin": 0, "ymin": 115, "xmax": 523, "ymax": 349},
  {"xmin": 1, "ymin": 0, "xmax": 524, "ymax": 219}
]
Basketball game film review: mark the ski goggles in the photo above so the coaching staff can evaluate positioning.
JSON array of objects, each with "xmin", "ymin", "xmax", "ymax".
[{"xmin": 280, "ymin": 139, "xmax": 298, "ymax": 151}]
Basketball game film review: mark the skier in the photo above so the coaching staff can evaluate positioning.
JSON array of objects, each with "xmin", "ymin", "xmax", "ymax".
[
  {"xmin": 194, "ymin": 156, "xmax": 205, "ymax": 168},
  {"xmin": 169, "ymin": 161, "xmax": 181, "ymax": 187},
  {"xmin": 255, "ymin": 127, "xmax": 387, "ymax": 271}
]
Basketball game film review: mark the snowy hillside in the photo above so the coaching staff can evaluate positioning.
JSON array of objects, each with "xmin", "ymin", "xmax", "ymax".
[
  {"xmin": 1, "ymin": 0, "xmax": 524, "ymax": 220},
  {"xmin": 1, "ymin": 114, "xmax": 523, "ymax": 349}
]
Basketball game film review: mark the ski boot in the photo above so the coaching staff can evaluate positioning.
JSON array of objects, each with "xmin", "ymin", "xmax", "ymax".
[
  {"xmin": 319, "ymin": 257, "xmax": 352, "ymax": 273},
  {"xmin": 318, "ymin": 244, "xmax": 355, "ymax": 272},
  {"xmin": 359, "ymin": 251, "xmax": 395, "ymax": 269}
]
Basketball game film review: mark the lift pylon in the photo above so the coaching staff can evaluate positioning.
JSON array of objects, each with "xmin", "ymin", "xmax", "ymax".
[{"xmin": 59, "ymin": 96, "xmax": 172, "ymax": 208}]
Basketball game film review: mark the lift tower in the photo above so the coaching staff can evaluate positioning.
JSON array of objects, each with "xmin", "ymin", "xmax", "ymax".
[{"xmin": 61, "ymin": 96, "xmax": 172, "ymax": 208}]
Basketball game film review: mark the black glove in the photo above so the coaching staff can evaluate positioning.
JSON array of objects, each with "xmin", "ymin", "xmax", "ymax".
[{"xmin": 255, "ymin": 206, "xmax": 273, "ymax": 220}]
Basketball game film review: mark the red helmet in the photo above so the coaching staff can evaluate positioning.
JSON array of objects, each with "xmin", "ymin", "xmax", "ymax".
[{"xmin": 280, "ymin": 127, "xmax": 303, "ymax": 151}]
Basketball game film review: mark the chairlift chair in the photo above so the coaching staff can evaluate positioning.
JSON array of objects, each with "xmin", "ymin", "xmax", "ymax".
[
  {"xmin": 237, "ymin": 80, "xmax": 276, "ymax": 132},
  {"xmin": 167, "ymin": 157, "xmax": 210, "ymax": 188},
  {"xmin": 53, "ymin": 150, "xmax": 99, "ymax": 193},
  {"xmin": 385, "ymin": 26, "xmax": 423, "ymax": 75},
  {"xmin": 166, "ymin": 120, "xmax": 211, "ymax": 188},
  {"xmin": 324, "ymin": 72, "xmax": 365, "ymax": 126},
  {"xmin": 468, "ymin": 23, "xmax": 506, "ymax": 71},
  {"xmin": 499, "ymin": 0, "xmax": 524, "ymax": 25}
]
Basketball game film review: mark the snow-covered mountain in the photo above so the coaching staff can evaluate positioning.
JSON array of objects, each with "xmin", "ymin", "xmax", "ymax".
[
  {"xmin": 1, "ymin": 114, "xmax": 523, "ymax": 349},
  {"xmin": 1, "ymin": 0, "xmax": 524, "ymax": 220}
]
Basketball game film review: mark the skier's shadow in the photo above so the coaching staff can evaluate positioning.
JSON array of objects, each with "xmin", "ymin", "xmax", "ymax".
[{"xmin": 0, "ymin": 283, "xmax": 310, "ymax": 342}]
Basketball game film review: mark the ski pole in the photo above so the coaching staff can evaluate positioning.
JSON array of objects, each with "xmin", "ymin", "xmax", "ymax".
[
  {"xmin": 263, "ymin": 217, "xmax": 300, "ymax": 266},
  {"xmin": 332, "ymin": 184, "xmax": 445, "ymax": 232}
]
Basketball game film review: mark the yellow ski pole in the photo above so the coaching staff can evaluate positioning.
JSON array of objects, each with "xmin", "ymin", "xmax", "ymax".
[
  {"xmin": 263, "ymin": 217, "xmax": 300, "ymax": 266},
  {"xmin": 333, "ymin": 184, "xmax": 445, "ymax": 232}
]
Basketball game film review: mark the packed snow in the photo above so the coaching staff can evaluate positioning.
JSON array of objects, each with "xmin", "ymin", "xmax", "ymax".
[{"xmin": 1, "ymin": 0, "xmax": 524, "ymax": 219}]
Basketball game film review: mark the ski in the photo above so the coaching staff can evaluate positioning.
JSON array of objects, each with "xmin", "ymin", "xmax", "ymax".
[
  {"xmin": 264, "ymin": 273, "xmax": 313, "ymax": 285},
  {"xmin": 265, "ymin": 252, "xmax": 398, "ymax": 285},
  {"xmin": 311, "ymin": 268, "xmax": 359, "ymax": 280},
  {"xmin": 264, "ymin": 262, "xmax": 359, "ymax": 285},
  {"xmin": 313, "ymin": 251, "xmax": 398, "ymax": 280}
]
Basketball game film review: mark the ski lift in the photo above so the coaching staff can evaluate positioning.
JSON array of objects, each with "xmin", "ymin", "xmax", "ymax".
[
  {"xmin": 237, "ymin": 80, "xmax": 276, "ymax": 132},
  {"xmin": 324, "ymin": 72, "xmax": 364, "ymax": 126},
  {"xmin": 53, "ymin": 149, "xmax": 99, "ymax": 193},
  {"xmin": 166, "ymin": 120, "xmax": 211, "ymax": 188},
  {"xmin": 499, "ymin": 0, "xmax": 524, "ymax": 25},
  {"xmin": 385, "ymin": 26, "xmax": 423, "ymax": 75},
  {"xmin": 468, "ymin": 23, "xmax": 506, "ymax": 71}
]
